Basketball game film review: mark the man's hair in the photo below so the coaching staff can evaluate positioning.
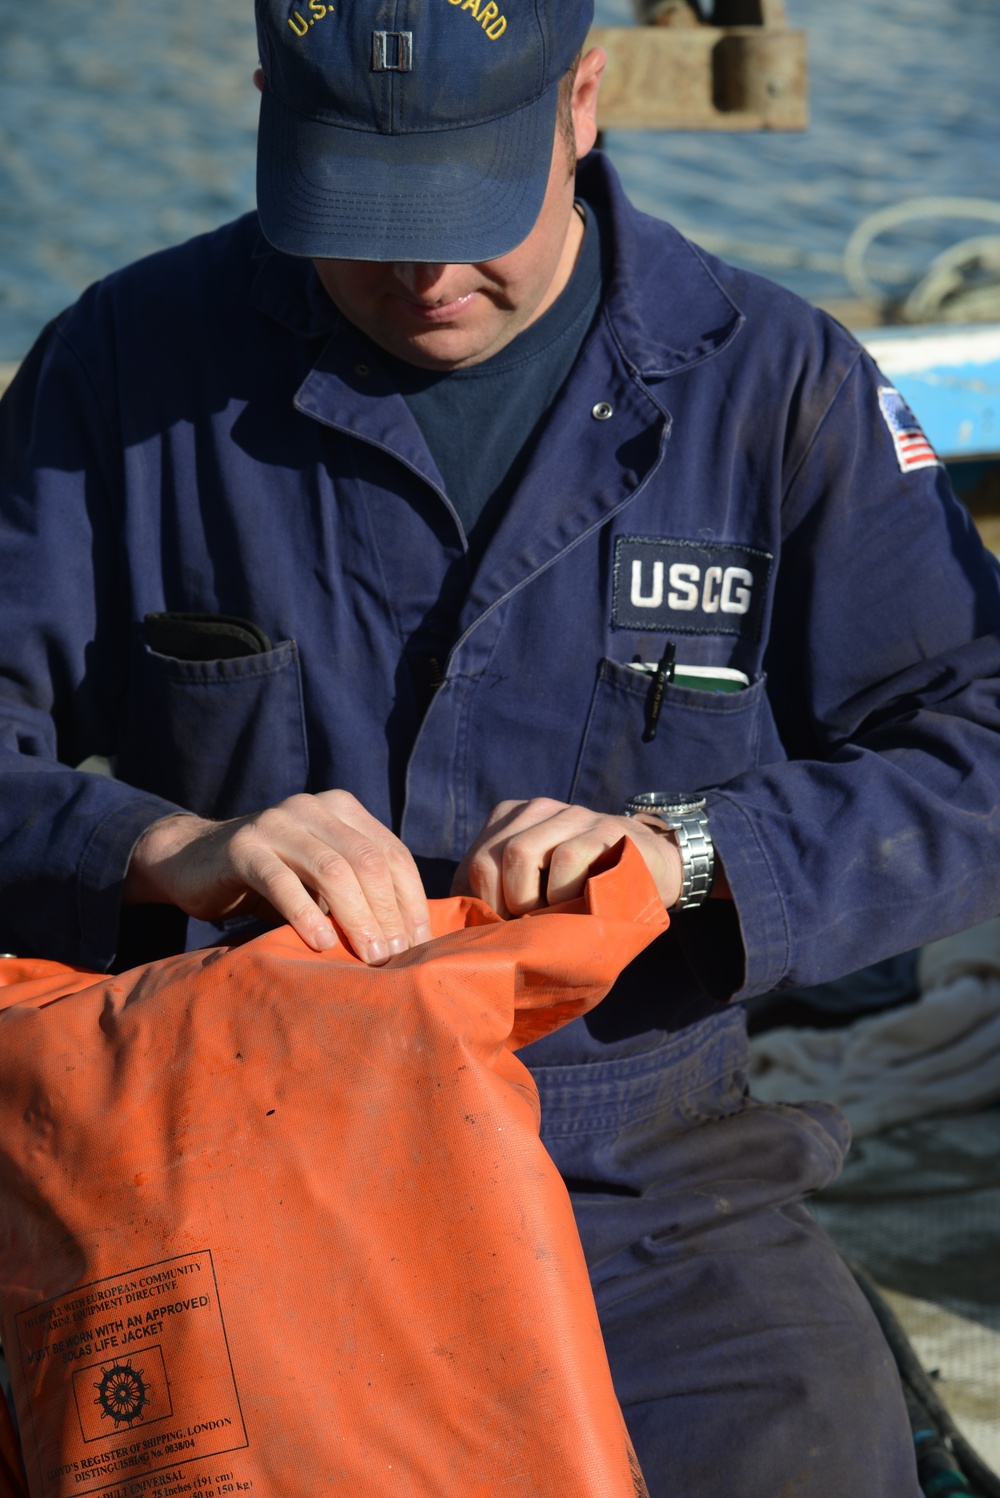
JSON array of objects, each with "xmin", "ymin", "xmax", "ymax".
[{"xmin": 557, "ymin": 53, "xmax": 582, "ymax": 177}]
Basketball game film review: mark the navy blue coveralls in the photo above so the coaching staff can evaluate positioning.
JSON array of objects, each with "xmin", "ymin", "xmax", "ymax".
[{"xmin": 4, "ymin": 154, "xmax": 1000, "ymax": 1495}]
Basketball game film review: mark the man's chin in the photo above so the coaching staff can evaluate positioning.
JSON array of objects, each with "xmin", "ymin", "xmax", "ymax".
[{"xmin": 379, "ymin": 323, "xmax": 511, "ymax": 372}]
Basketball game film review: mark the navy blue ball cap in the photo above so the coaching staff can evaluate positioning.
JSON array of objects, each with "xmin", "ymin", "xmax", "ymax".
[{"xmin": 254, "ymin": 0, "xmax": 595, "ymax": 264}]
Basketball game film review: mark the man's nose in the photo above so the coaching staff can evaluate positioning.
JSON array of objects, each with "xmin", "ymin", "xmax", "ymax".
[{"xmin": 391, "ymin": 263, "xmax": 451, "ymax": 296}]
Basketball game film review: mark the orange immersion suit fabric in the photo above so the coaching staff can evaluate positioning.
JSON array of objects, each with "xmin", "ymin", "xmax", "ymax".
[{"xmin": 0, "ymin": 841, "xmax": 665, "ymax": 1498}]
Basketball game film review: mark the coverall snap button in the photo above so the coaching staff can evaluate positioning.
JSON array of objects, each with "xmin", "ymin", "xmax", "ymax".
[
  {"xmin": 592, "ymin": 402, "xmax": 614, "ymax": 420},
  {"xmin": 355, "ymin": 363, "xmax": 370, "ymax": 377}
]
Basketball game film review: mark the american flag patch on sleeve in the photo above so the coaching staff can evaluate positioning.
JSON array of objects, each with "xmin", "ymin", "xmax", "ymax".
[{"xmin": 877, "ymin": 386, "xmax": 941, "ymax": 473}]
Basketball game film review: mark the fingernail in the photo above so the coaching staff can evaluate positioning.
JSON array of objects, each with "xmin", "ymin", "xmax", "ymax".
[
  {"xmin": 365, "ymin": 939, "xmax": 389, "ymax": 966},
  {"xmin": 414, "ymin": 923, "xmax": 432, "ymax": 945},
  {"xmin": 312, "ymin": 924, "xmax": 336, "ymax": 951},
  {"xmin": 387, "ymin": 935, "xmax": 408, "ymax": 956}
]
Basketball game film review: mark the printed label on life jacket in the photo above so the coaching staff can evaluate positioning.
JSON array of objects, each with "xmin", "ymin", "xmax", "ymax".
[{"xmin": 14, "ymin": 1251, "xmax": 248, "ymax": 1498}]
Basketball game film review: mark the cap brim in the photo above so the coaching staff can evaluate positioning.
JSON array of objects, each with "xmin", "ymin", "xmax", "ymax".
[{"xmin": 256, "ymin": 82, "xmax": 559, "ymax": 263}]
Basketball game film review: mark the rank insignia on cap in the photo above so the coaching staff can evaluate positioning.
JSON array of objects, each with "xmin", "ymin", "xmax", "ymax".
[{"xmin": 877, "ymin": 386, "xmax": 941, "ymax": 474}]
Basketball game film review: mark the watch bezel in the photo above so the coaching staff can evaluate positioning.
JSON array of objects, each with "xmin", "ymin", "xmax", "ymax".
[{"xmin": 623, "ymin": 792, "xmax": 707, "ymax": 818}]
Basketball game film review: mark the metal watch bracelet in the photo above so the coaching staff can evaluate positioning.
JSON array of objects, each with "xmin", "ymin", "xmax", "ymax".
[{"xmin": 621, "ymin": 793, "xmax": 714, "ymax": 911}]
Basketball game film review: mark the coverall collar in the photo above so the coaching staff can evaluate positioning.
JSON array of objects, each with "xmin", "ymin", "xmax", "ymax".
[
  {"xmin": 574, "ymin": 153, "xmax": 745, "ymax": 379},
  {"xmin": 246, "ymin": 154, "xmax": 748, "ymax": 643}
]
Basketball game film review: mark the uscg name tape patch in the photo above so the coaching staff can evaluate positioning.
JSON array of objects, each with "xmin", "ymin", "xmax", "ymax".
[
  {"xmin": 613, "ymin": 537, "xmax": 773, "ymax": 640},
  {"xmin": 878, "ymin": 386, "xmax": 941, "ymax": 474}
]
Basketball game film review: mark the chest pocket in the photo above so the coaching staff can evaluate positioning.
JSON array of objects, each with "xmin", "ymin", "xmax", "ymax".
[
  {"xmin": 569, "ymin": 657, "xmax": 774, "ymax": 811},
  {"xmin": 117, "ymin": 623, "xmax": 309, "ymax": 819}
]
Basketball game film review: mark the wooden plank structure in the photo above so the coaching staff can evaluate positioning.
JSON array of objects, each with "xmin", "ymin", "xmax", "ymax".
[{"xmin": 589, "ymin": 0, "xmax": 807, "ymax": 133}]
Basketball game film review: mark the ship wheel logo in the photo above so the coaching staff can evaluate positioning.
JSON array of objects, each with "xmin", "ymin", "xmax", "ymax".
[{"xmin": 93, "ymin": 1361, "xmax": 150, "ymax": 1427}]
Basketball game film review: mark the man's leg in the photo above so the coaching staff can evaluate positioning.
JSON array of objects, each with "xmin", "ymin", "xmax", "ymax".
[{"xmin": 534, "ymin": 1011, "xmax": 922, "ymax": 1498}]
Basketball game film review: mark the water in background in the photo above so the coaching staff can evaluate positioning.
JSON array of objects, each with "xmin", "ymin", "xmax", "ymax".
[{"xmin": 0, "ymin": 0, "xmax": 998, "ymax": 360}]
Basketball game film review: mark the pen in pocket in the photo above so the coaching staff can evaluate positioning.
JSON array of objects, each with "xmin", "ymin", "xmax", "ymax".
[
  {"xmin": 628, "ymin": 660, "xmax": 750, "ymax": 693},
  {"xmin": 639, "ymin": 640, "xmax": 675, "ymax": 743},
  {"xmin": 629, "ymin": 650, "xmax": 750, "ymax": 742}
]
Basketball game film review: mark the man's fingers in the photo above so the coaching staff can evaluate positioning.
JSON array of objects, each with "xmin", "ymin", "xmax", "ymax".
[
  {"xmin": 230, "ymin": 800, "xmax": 430, "ymax": 963},
  {"xmin": 308, "ymin": 796, "xmax": 431, "ymax": 950},
  {"xmin": 456, "ymin": 798, "xmax": 561, "ymax": 914},
  {"xmin": 303, "ymin": 840, "xmax": 416, "ymax": 962},
  {"xmin": 459, "ymin": 800, "xmax": 592, "ymax": 915},
  {"xmin": 236, "ymin": 845, "xmax": 340, "ymax": 952},
  {"xmin": 499, "ymin": 821, "xmax": 617, "ymax": 912},
  {"xmin": 128, "ymin": 793, "xmax": 432, "ymax": 965},
  {"xmin": 498, "ymin": 831, "xmax": 555, "ymax": 915},
  {"xmin": 457, "ymin": 799, "xmax": 685, "ymax": 917},
  {"xmin": 383, "ymin": 839, "xmax": 434, "ymax": 945},
  {"xmin": 543, "ymin": 834, "xmax": 612, "ymax": 907},
  {"xmin": 457, "ymin": 838, "xmax": 510, "ymax": 915},
  {"xmin": 452, "ymin": 799, "xmax": 525, "ymax": 911}
]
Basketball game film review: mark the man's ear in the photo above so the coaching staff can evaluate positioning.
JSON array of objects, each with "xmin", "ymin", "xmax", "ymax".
[
  {"xmin": 253, "ymin": 66, "xmax": 265, "ymax": 94},
  {"xmin": 572, "ymin": 47, "xmax": 607, "ymax": 160}
]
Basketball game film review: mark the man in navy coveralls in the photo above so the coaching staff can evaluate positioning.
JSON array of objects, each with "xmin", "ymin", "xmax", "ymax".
[{"xmin": 4, "ymin": 0, "xmax": 1000, "ymax": 1492}]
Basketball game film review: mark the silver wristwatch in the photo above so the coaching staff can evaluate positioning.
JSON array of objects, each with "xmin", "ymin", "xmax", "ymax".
[{"xmin": 622, "ymin": 793, "xmax": 714, "ymax": 910}]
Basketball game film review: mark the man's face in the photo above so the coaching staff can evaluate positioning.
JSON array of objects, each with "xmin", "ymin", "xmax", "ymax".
[{"xmin": 310, "ymin": 50, "xmax": 603, "ymax": 372}]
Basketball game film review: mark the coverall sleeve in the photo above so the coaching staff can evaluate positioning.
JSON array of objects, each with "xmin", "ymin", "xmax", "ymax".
[
  {"xmin": 0, "ymin": 323, "xmax": 188, "ymax": 969},
  {"xmin": 698, "ymin": 346, "xmax": 1000, "ymax": 1002}
]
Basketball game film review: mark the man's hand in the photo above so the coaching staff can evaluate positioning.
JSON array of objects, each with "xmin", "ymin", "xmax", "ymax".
[
  {"xmin": 452, "ymin": 798, "xmax": 685, "ymax": 916},
  {"xmin": 124, "ymin": 792, "xmax": 431, "ymax": 964}
]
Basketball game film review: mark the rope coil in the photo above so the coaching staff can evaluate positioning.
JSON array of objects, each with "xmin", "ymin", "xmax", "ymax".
[{"xmin": 841, "ymin": 197, "xmax": 1000, "ymax": 323}]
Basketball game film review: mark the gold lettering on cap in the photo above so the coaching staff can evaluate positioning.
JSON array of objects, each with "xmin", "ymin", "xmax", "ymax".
[
  {"xmin": 442, "ymin": 0, "xmax": 507, "ymax": 37},
  {"xmin": 287, "ymin": 2, "xmax": 334, "ymax": 37}
]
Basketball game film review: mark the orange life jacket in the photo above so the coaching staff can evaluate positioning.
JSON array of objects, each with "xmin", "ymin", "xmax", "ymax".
[{"xmin": 0, "ymin": 840, "xmax": 664, "ymax": 1498}]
